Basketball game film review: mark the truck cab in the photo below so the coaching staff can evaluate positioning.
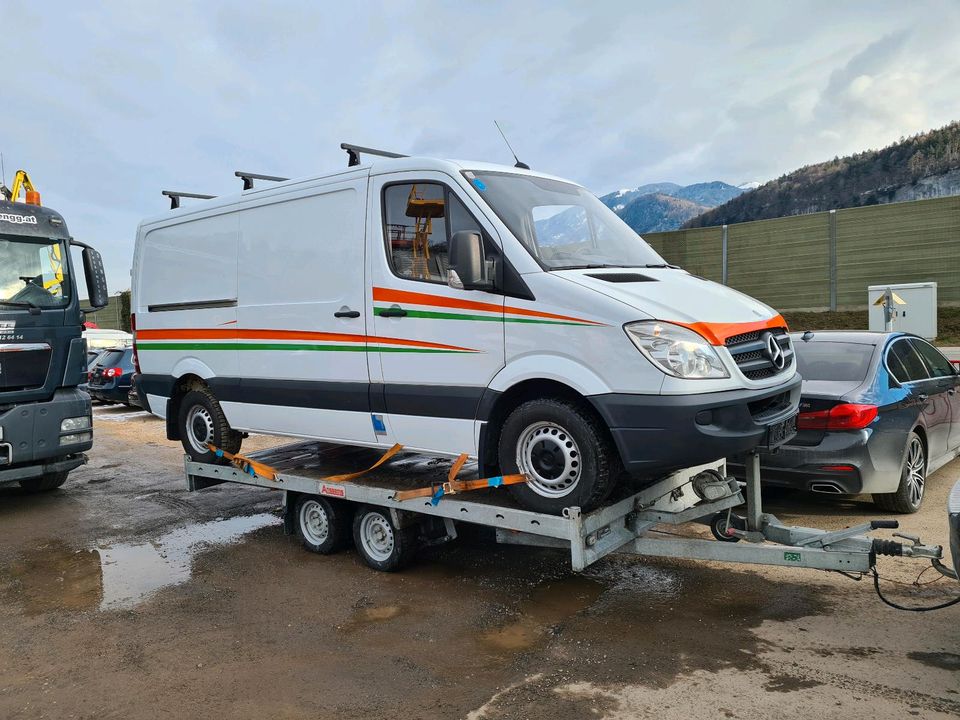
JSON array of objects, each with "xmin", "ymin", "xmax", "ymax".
[{"xmin": 0, "ymin": 197, "xmax": 108, "ymax": 492}]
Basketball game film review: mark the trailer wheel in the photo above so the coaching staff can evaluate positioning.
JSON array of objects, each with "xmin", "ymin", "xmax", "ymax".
[
  {"xmin": 295, "ymin": 495, "xmax": 350, "ymax": 554},
  {"xmin": 352, "ymin": 505, "xmax": 417, "ymax": 572},
  {"xmin": 710, "ymin": 511, "xmax": 744, "ymax": 542},
  {"xmin": 19, "ymin": 471, "xmax": 69, "ymax": 493},
  {"xmin": 177, "ymin": 387, "xmax": 241, "ymax": 463}
]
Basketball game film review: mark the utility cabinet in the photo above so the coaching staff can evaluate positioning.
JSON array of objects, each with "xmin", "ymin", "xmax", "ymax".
[{"xmin": 868, "ymin": 282, "xmax": 937, "ymax": 339}]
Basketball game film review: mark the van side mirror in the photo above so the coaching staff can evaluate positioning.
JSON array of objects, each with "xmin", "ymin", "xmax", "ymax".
[
  {"xmin": 82, "ymin": 247, "xmax": 109, "ymax": 309},
  {"xmin": 448, "ymin": 231, "xmax": 492, "ymax": 291}
]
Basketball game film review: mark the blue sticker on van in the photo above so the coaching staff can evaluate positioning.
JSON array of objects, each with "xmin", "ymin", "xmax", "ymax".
[{"xmin": 472, "ymin": 179, "xmax": 486, "ymax": 191}]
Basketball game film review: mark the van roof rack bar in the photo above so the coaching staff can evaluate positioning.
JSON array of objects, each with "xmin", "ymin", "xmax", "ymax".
[
  {"xmin": 235, "ymin": 171, "xmax": 290, "ymax": 191},
  {"xmin": 161, "ymin": 190, "xmax": 217, "ymax": 210},
  {"xmin": 340, "ymin": 143, "xmax": 407, "ymax": 167}
]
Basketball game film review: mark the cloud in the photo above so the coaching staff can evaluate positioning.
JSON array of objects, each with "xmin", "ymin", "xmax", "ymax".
[{"xmin": 2, "ymin": 1, "xmax": 959, "ymax": 291}]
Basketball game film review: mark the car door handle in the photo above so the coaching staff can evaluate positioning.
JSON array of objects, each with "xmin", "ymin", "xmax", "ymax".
[
  {"xmin": 378, "ymin": 306, "xmax": 407, "ymax": 318},
  {"xmin": 334, "ymin": 309, "xmax": 360, "ymax": 318}
]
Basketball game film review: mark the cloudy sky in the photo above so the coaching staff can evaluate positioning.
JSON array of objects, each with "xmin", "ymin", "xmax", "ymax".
[{"xmin": 4, "ymin": 1, "xmax": 959, "ymax": 291}]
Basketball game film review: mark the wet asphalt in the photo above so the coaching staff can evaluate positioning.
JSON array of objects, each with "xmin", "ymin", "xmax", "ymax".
[{"xmin": 0, "ymin": 405, "xmax": 958, "ymax": 719}]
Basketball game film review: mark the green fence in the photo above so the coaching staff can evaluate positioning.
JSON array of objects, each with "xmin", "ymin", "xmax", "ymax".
[{"xmin": 644, "ymin": 195, "xmax": 960, "ymax": 311}]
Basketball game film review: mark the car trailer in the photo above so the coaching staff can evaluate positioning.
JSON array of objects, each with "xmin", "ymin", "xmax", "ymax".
[{"xmin": 185, "ymin": 441, "xmax": 960, "ymax": 604}]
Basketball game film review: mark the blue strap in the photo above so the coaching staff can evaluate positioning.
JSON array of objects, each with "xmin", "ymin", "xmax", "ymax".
[
  {"xmin": 488, "ymin": 476, "xmax": 503, "ymax": 488},
  {"xmin": 430, "ymin": 486, "xmax": 445, "ymax": 506}
]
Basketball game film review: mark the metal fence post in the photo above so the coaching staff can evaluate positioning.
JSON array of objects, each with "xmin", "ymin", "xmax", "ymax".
[
  {"xmin": 829, "ymin": 210, "xmax": 837, "ymax": 311},
  {"xmin": 721, "ymin": 224, "xmax": 728, "ymax": 285}
]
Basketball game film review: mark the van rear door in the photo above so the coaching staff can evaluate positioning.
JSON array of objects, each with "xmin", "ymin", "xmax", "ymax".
[
  {"xmin": 233, "ymin": 177, "xmax": 375, "ymax": 442},
  {"xmin": 368, "ymin": 173, "xmax": 506, "ymax": 455}
]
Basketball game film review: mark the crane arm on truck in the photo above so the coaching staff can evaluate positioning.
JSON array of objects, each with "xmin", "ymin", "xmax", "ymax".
[{"xmin": 1, "ymin": 169, "xmax": 42, "ymax": 205}]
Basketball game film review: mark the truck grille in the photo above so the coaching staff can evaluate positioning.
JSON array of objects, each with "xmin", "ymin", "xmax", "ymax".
[
  {"xmin": 725, "ymin": 328, "xmax": 792, "ymax": 380},
  {"xmin": 0, "ymin": 343, "xmax": 51, "ymax": 391}
]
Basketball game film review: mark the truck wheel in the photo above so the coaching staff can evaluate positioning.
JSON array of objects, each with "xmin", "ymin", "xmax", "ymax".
[
  {"xmin": 874, "ymin": 432, "xmax": 925, "ymax": 513},
  {"xmin": 178, "ymin": 387, "xmax": 242, "ymax": 463},
  {"xmin": 352, "ymin": 505, "xmax": 417, "ymax": 571},
  {"xmin": 499, "ymin": 398, "xmax": 620, "ymax": 515},
  {"xmin": 19, "ymin": 471, "xmax": 69, "ymax": 493},
  {"xmin": 295, "ymin": 495, "xmax": 351, "ymax": 554}
]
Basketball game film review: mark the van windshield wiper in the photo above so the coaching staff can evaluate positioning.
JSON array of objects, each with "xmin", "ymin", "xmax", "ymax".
[
  {"xmin": 552, "ymin": 263, "xmax": 633, "ymax": 270},
  {"xmin": 643, "ymin": 263, "xmax": 679, "ymax": 269}
]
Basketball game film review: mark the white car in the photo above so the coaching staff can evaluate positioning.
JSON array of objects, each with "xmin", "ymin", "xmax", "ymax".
[{"xmin": 131, "ymin": 147, "xmax": 800, "ymax": 513}]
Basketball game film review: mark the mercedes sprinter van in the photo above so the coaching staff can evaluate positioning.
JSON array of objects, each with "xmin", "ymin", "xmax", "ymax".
[{"xmin": 132, "ymin": 149, "xmax": 800, "ymax": 513}]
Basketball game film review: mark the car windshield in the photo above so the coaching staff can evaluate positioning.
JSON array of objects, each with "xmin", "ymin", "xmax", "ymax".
[
  {"xmin": 0, "ymin": 236, "xmax": 71, "ymax": 308},
  {"xmin": 465, "ymin": 171, "xmax": 667, "ymax": 270},
  {"xmin": 794, "ymin": 341, "xmax": 875, "ymax": 381}
]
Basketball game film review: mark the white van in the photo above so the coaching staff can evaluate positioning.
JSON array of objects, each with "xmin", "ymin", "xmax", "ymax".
[{"xmin": 132, "ymin": 147, "xmax": 800, "ymax": 513}]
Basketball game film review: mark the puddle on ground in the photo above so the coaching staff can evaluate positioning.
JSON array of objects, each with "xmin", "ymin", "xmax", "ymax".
[
  {"xmin": 4, "ymin": 513, "xmax": 277, "ymax": 614},
  {"xmin": 479, "ymin": 575, "xmax": 604, "ymax": 653},
  {"xmin": 342, "ymin": 603, "xmax": 406, "ymax": 630}
]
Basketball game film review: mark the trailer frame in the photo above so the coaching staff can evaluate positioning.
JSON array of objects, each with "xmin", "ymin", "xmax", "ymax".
[{"xmin": 184, "ymin": 440, "xmax": 951, "ymax": 577}]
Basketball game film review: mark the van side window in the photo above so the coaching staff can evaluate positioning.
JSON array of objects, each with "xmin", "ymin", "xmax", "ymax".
[
  {"xmin": 383, "ymin": 183, "xmax": 449, "ymax": 283},
  {"xmin": 383, "ymin": 183, "xmax": 488, "ymax": 285}
]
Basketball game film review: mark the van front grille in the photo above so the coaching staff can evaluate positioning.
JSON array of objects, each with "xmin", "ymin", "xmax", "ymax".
[{"xmin": 725, "ymin": 328, "xmax": 792, "ymax": 380}]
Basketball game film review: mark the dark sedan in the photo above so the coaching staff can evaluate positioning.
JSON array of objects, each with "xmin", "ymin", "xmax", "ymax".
[
  {"xmin": 735, "ymin": 331, "xmax": 960, "ymax": 513},
  {"xmin": 87, "ymin": 347, "xmax": 137, "ymax": 406}
]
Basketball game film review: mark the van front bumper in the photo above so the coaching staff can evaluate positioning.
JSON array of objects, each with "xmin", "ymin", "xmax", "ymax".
[{"xmin": 588, "ymin": 376, "xmax": 801, "ymax": 478}]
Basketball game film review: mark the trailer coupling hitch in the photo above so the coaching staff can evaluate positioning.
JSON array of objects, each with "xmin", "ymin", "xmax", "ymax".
[{"xmin": 871, "ymin": 532, "xmax": 956, "ymax": 579}]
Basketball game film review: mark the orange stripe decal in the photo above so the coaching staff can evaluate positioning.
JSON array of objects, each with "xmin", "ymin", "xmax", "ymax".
[
  {"xmin": 372, "ymin": 287, "xmax": 603, "ymax": 325},
  {"xmin": 136, "ymin": 328, "xmax": 474, "ymax": 352},
  {"xmin": 672, "ymin": 315, "xmax": 788, "ymax": 346}
]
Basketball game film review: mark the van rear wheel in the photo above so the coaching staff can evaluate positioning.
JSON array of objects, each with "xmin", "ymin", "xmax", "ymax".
[
  {"xmin": 499, "ymin": 398, "xmax": 620, "ymax": 515},
  {"xmin": 178, "ymin": 387, "xmax": 241, "ymax": 463}
]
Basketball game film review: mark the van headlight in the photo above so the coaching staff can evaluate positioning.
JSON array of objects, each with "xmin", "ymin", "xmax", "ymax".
[{"xmin": 625, "ymin": 321, "xmax": 729, "ymax": 379}]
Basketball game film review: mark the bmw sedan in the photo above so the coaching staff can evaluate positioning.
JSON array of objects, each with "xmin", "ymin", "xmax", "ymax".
[{"xmin": 738, "ymin": 331, "xmax": 960, "ymax": 513}]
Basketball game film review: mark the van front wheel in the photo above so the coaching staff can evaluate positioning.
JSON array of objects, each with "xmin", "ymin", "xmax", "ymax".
[
  {"xmin": 499, "ymin": 398, "xmax": 619, "ymax": 515},
  {"xmin": 177, "ymin": 387, "xmax": 242, "ymax": 463}
]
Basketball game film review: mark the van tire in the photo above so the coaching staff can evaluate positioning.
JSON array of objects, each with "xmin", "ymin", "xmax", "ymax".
[
  {"xmin": 177, "ymin": 387, "xmax": 242, "ymax": 463},
  {"xmin": 19, "ymin": 471, "xmax": 69, "ymax": 493},
  {"xmin": 499, "ymin": 398, "xmax": 619, "ymax": 515}
]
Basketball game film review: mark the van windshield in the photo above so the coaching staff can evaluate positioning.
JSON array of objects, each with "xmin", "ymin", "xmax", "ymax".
[{"xmin": 465, "ymin": 171, "xmax": 667, "ymax": 270}]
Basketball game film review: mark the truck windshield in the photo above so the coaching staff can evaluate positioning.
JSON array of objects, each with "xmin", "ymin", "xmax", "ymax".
[
  {"xmin": 0, "ymin": 236, "xmax": 71, "ymax": 308},
  {"xmin": 465, "ymin": 171, "xmax": 667, "ymax": 270}
]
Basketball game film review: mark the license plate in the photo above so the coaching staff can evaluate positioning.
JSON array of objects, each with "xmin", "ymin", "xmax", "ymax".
[{"xmin": 765, "ymin": 414, "xmax": 797, "ymax": 449}]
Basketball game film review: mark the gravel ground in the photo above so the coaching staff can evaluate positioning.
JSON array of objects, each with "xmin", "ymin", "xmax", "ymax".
[{"xmin": 0, "ymin": 404, "xmax": 957, "ymax": 719}]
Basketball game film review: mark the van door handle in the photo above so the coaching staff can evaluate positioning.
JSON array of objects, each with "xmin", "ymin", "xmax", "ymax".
[
  {"xmin": 378, "ymin": 306, "xmax": 407, "ymax": 318},
  {"xmin": 334, "ymin": 309, "xmax": 360, "ymax": 318}
]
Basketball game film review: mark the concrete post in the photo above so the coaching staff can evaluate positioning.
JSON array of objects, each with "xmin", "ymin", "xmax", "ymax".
[
  {"xmin": 721, "ymin": 224, "xmax": 728, "ymax": 285},
  {"xmin": 829, "ymin": 210, "xmax": 838, "ymax": 311}
]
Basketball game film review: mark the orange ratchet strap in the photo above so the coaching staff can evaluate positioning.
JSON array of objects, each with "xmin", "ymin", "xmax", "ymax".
[
  {"xmin": 392, "ymin": 452, "xmax": 527, "ymax": 505},
  {"xmin": 208, "ymin": 445, "xmax": 280, "ymax": 482}
]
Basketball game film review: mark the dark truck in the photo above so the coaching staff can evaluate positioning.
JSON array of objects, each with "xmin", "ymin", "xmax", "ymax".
[{"xmin": 0, "ymin": 196, "xmax": 108, "ymax": 492}]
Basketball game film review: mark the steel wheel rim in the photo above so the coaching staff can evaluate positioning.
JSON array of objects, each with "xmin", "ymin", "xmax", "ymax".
[
  {"xmin": 186, "ymin": 405, "xmax": 215, "ymax": 455},
  {"xmin": 299, "ymin": 500, "xmax": 330, "ymax": 545},
  {"xmin": 516, "ymin": 421, "xmax": 582, "ymax": 498},
  {"xmin": 905, "ymin": 436, "xmax": 925, "ymax": 506},
  {"xmin": 360, "ymin": 513, "xmax": 395, "ymax": 562}
]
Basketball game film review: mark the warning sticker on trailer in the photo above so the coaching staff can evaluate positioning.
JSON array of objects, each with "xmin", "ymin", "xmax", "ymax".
[
  {"xmin": 320, "ymin": 484, "xmax": 345, "ymax": 498},
  {"xmin": 784, "ymin": 551, "xmax": 801, "ymax": 563}
]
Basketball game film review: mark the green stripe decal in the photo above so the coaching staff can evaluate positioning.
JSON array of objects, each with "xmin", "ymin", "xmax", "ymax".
[
  {"xmin": 373, "ymin": 307, "xmax": 590, "ymax": 326},
  {"xmin": 137, "ymin": 342, "xmax": 474, "ymax": 354}
]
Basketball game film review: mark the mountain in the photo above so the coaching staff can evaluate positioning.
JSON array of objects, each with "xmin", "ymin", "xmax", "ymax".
[
  {"xmin": 618, "ymin": 194, "xmax": 711, "ymax": 233},
  {"xmin": 685, "ymin": 121, "xmax": 960, "ymax": 228},
  {"xmin": 598, "ymin": 180, "xmax": 743, "ymax": 233}
]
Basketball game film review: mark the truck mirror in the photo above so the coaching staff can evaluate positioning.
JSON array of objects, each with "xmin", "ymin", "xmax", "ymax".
[
  {"xmin": 82, "ymin": 247, "xmax": 109, "ymax": 309},
  {"xmin": 448, "ymin": 231, "xmax": 491, "ymax": 291}
]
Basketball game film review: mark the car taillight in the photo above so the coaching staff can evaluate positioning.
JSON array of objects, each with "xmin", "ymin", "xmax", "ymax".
[
  {"xmin": 103, "ymin": 367, "xmax": 121, "ymax": 378},
  {"xmin": 131, "ymin": 313, "xmax": 141, "ymax": 373},
  {"xmin": 797, "ymin": 403, "xmax": 878, "ymax": 431}
]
